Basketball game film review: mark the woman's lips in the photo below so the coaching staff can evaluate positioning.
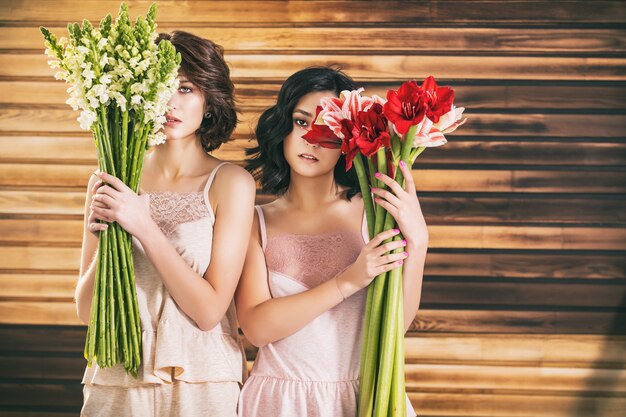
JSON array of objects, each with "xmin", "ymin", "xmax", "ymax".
[
  {"xmin": 164, "ymin": 115, "xmax": 181, "ymax": 126},
  {"xmin": 298, "ymin": 153, "xmax": 319, "ymax": 163}
]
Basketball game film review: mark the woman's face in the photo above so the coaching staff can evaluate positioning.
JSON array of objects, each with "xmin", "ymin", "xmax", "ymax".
[
  {"xmin": 163, "ymin": 74, "xmax": 205, "ymax": 141},
  {"xmin": 283, "ymin": 90, "xmax": 342, "ymax": 178}
]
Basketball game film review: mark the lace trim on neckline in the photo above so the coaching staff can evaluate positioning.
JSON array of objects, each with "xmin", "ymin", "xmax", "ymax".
[{"xmin": 149, "ymin": 192, "xmax": 210, "ymax": 238}]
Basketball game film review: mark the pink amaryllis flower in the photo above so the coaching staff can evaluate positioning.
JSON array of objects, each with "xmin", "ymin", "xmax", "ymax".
[
  {"xmin": 412, "ymin": 105, "xmax": 467, "ymax": 148},
  {"xmin": 316, "ymin": 88, "xmax": 384, "ymax": 140}
]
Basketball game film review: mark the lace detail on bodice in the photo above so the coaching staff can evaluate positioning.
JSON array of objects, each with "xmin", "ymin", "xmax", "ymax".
[
  {"xmin": 265, "ymin": 231, "xmax": 363, "ymax": 288},
  {"xmin": 148, "ymin": 192, "xmax": 210, "ymax": 238}
]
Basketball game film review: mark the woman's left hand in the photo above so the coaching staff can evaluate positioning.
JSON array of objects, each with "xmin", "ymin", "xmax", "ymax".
[
  {"xmin": 371, "ymin": 160, "xmax": 429, "ymax": 249},
  {"xmin": 90, "ymin": 172, "xmax": 154, "ymax": 240}
]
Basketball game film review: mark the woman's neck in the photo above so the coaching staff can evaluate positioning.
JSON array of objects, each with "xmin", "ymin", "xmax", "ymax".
[
  {"xmin": 146, "ymin": 135, "xmax": 211, "ymax": 180},
  {"xmin": 282, "ymin": 170, "xmax": 342, "ymax": 211}
]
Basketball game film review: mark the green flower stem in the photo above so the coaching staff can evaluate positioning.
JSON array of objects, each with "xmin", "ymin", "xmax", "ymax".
[
  {"xmin": 359, "ymin": 147, "xmax": 391, "ymax": 416},
  {"xmin": 374, "ymin": 234, "xmax": 405, "ymax": 416},
  {"xmin": 373, "ymin": 148, "xmax": 387, "ymax": 233},
  {"xmin": 353, "ymin": 154, "xmax": 375, "ymax": 239},
  {"xmin": 367, "ymin": 158, "xmax": 376, "ymax": 188},
  {"xmin": 85, "ymin": 233, "xmax": 103, "ymax": 365},
  {"xmin": 121, "ymin": 110, "xmax": 129, "ymax": 182},
  {"xmin": 115, "ymin": 223, "xmax": 141, "ymax": 375}
]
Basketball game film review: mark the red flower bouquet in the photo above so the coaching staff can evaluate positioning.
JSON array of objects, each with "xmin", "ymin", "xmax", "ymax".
[{"xmin": 304, "ymin": 76, "xmax": 466, "ymax": 417}]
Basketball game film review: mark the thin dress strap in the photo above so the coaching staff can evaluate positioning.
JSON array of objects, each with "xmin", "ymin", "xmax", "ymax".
[
  {"xmin": 255, "ymin": 205, "xmax": 268, "ymax": 251},
  {"xmin": 203, "ymin": 161, "xmax": 230, "ymax": 222}
]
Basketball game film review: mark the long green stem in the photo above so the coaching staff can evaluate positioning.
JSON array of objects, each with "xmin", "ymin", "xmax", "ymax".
[
  {"xmin": 353, "ymin": 154, "xmax": 375, "ymax": 239},
  {"xmin": 374, "ymin": 235, "xmax": 403, "ymax": 416}
]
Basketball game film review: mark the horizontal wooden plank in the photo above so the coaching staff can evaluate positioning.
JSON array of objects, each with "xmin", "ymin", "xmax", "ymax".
[
  {"xmin": 0, "ymin": 191, "xmax": 86, "ymax": 217},
  {"xmin": 3, "ymin": 163, "xmax": 626, "ymax": 193},
  {"xmin": 425, "ymin": 252, "xmax": 626, "ymax": 279},
  {"xmin": 421, "ymin": 195, "xmax": 626, "ymax": 226},
  {"xmin": 421, "ymin": 141, "xmax": 626, "ymax": 167},
  {"xmin": 3, "ymin": 272, "xmax": 623, "ymax": 310},
  {"xmin": 1, "ymin": 300, "xmax": 622, "ymax": 333},
  {"xmin": 0, "ymin": 382, "xmax": 80, "ymax": 408},
  {"xmin": 409, "ymin": 391, "xmax": 626, "ymax": 417},
  {"xmin": 2, "ymin": 325, "xmax": 624, "ymax": 366},
  {"xmin": 421, "ymin": 280, "xmax": 626, "ymax": 308},
  {"xmin": 406, "ymin": 363, "xmax": 626, "ymax": 393},
  {"xmin": 2, "ymin": 190, "xmax": 626, "ymax": 226},
  {"xmin": 3, "ymin": 53, "xmax": 626, "ymax": 81},
  {"xmin": 3, "ymin": 246, "xmax": 624, "ymax": 280},
  {"xmin": 2, "ymin": 218, "xmax": 625, "ymax": 250},
  {"xmin": 0, "ymin": 247, "xmax": 80, "ymax": 271},
  {"xmin": 4, "ymin": 81, "xmax": 626, "ymax": 111},
  {"xmin": 3, "ymin": 107, "xmax": 625, "ymax": 139},
  {"xmin": 0, "ymin": 274, "xmax": 75, "ymax": 299},
  {"xmin": 0, "ymin": 412, "xmax": 75, "ymax": 417},
  {"xmin": 4, "ymin": 135, "xmax": 626, "ymax": 169},
  {"xmin": 1, "ymin": 355, "xmax": 624, "ymax": 394},
  {"xmin": 2, "ymin": 1, "xmax": 624, "ymax": 25},
  {"xmin": 5, "ymin": 26, "xmax": 626, "ymax": 54},
  {"xmin": 0, "ymin": 356, "xmax": 83, "ymax": 381},
  {"xmin": 0, "ymin": 325, "xmax": 86, "ymax": 353},
  {"xmin": 410, "ymin": 309, "xmax": 626, "ymax": 334},
  {"xmin": 0, "ymin": 302, "xmax": 81, "ymax": 325},
  {"xmin": 405, "ymin": 333, "xmax": 626, "ymax": 366}
]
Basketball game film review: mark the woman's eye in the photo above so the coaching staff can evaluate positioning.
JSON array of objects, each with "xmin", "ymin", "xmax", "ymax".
[
  {"xmin": 179, "ymin": 86, "xmax": 192, "ymax": 93},
  {"xmin": 294, "ymin": 118, "xmax": 308, "ymax": 128}
]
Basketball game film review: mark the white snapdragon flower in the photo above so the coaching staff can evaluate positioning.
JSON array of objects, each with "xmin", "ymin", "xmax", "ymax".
[{"xmin": 78, "ymin": 110, "xmax": 97, "ymax": 130}]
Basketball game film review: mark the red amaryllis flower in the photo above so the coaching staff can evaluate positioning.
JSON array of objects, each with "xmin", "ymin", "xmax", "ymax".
[
  {"xmin": 419, "ymin": 75, "xmax": 454, "ymax": 124},
  {"xmin": 353, "ymin": 103, "xmax": 391, "ymax": 158},
  {"xmin": 383, "ymin": 81, "xmax": 427, "ymax": 135}
]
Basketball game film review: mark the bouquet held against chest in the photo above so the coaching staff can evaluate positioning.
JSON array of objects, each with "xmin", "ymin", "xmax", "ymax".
[
  {"xmin": 41, "ymin": 3, "xmax": 180, "ymax": 376},
  {"xmin": 304, "ymin": 78, "xmax": 466, "ymax": 416}
]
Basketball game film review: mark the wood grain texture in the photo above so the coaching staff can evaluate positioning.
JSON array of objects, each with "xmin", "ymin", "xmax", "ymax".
[{"xmin": 2, "ymin": 0, "xmax": 626, "ymax": 414}]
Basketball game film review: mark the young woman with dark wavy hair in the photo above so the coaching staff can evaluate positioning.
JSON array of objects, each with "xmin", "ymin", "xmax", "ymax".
[
  {"xmin": 236, "ymin": 67, "xmax": 424, "ymax": 416},
  {"xmin": 76, "ymin": 31, "xmax": 255, "ymax": 416}
]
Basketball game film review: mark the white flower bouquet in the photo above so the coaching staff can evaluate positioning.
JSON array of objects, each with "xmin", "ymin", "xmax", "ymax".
[{"xmin": 41, "ymin": 3, "xmax": 180, "ymax": 376}]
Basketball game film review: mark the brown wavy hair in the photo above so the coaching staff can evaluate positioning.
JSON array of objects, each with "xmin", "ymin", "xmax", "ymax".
[{"xmin": 156, "ymin": 31, "xmax": 238, "ymax": 152}]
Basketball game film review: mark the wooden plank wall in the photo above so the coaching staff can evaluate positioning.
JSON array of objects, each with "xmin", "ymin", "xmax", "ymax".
[{"xmin": 1, "ymin": 1, "xmax": 625, "ymax": 415}]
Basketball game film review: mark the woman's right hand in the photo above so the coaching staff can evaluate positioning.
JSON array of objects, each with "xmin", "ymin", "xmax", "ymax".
[
  {"xmin": 87, "ymin": 177, "xmax": 109, "ymax": 236},
  {"xmin": 336, "ymin": 228, "xmax": 407, "ymax": 298}
]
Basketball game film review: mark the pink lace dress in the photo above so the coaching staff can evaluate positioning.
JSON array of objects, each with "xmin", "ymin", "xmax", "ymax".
[{"xmin": 238, "ymin": 206, "xmax": 416, "ymax": 417}]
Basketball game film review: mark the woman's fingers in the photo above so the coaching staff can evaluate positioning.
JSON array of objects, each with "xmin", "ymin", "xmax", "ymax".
[
  {"xmin": 374, "ymin": 259, "xmax": 404, "ymax": 276},
  {"xmin": 374, "ymin": 171, "xmax": 405, "ymax": 197},
  {"xmin": 373, "ymin": 196, "xmax": 398, "ymax": 217},
  {"xmin": 368, "ymin": 228, "xmax": 401, "ymax": 248},
  {"xmin": 91, "ymin": 205, "xmax": 115, "ymax": 223},
  {"xmin": 88, "ymin": 221, "xmax": 108, "ymax": 234},
  {"xmin": 93, "ymin": 192, "xmax": 116, "ymax": 208},
  {"xmin": 372, "ymin": 238, "xmax": 407, "ymax": 257},
  {"xmin": 378, "ymin": 251, "xmax": 408, "ymax": 266},
  {"xmin": 98, "ymin": 172, "xmax": 129, "ymax": 193},
  {"xmin": 371, "ymin": 186, "xmax": 401, "ymax": 208}
]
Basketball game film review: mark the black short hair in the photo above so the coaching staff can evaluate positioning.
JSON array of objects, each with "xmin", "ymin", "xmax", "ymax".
[
  {"xmin": 246, "ymin": 66, "xmax": 361, "ymax": 199},
  {"xmin": 157, "ymin": 31, "xmax": 238, "ymax": 153}
]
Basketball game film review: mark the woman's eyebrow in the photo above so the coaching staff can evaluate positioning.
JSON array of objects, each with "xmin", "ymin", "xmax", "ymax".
[{"xmin": 294, "ymin": 109, "xmax": 312, "ymax": 117}]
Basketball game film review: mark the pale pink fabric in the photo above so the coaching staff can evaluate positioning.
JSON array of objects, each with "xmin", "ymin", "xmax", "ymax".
[
  {"xmin": 238, "ymin": 206, "xmax": 416, "ymax": 417},
  {"xmin": 82, "ymin": 162, "xmax": 246, "ymax": 392}
]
